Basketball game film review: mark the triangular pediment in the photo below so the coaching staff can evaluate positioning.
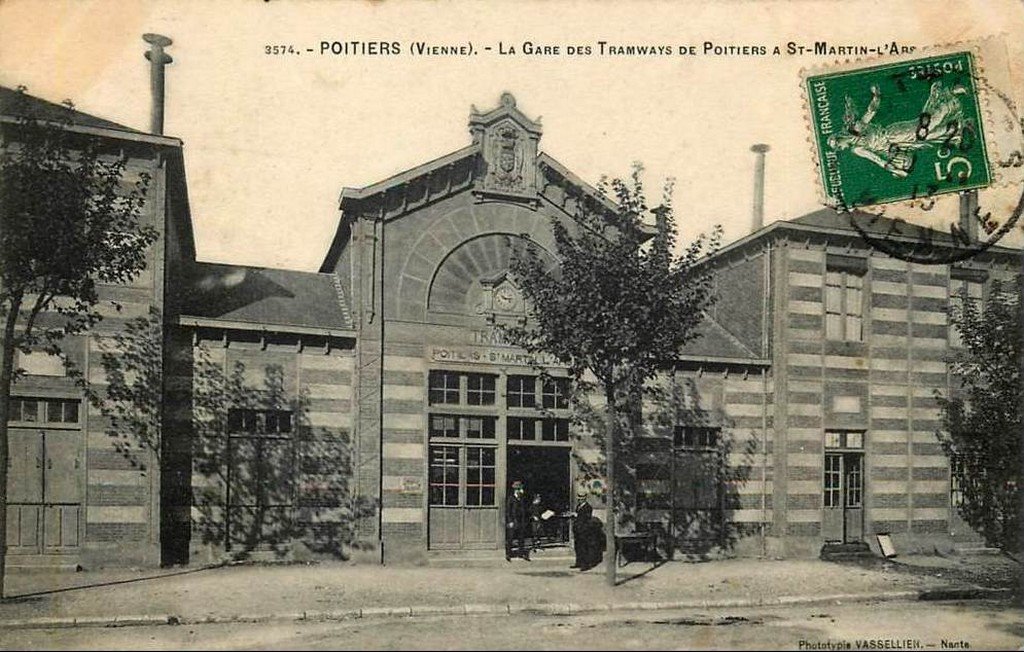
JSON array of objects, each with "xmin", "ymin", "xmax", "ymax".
[
  {"xmin": 468, "ymin": 92, "xmax": 543, "ymax": 136},
  {"xmin": 321, "ymin": 93, "xmax": 627, "ymax": 272},
  {"xmin": 469, "ymin": 93, "xmax": 542, "ymax": 204}
]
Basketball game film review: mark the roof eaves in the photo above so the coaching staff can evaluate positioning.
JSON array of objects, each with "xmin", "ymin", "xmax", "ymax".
[
  {"xmin": 704, "ymin": 216, "xmax": 1022, "ymax": 268},
  {"xmin": 674, "ymin": 354, "xmax": 771, "ymax": 367},
  {"xmin": 777, "ymin": 219, "xmax": 1023, "ymax": 256},
  {"xmin": 0, "ymin": 114, "xmax": 182, "ymax": 148},
  {"xmin": 177, "ymin": 315, "xmax": 357, "ymax": 339},
  {"xmin": 338, "ymin": 143, "xmax": 480, "ymax": 207},
  {"xmin": 537, "ymin": 152, "xmax": 619, "ymax": 215}
]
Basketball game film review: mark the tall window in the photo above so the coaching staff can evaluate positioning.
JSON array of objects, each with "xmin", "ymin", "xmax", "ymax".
[
  {"xmin": 428, "ymin": 442, "xmax": 496, "ymax": 507},
  {"xmin": 465, "ymin": 447, "xmax": 496, "ymax": 506},
  {"xmin": 845, "ymin": 458, "xmax": 863, "ymax": 507},
  {"xmin": 824, "ymin": 454, "xmax": 842, "ymax": 508},
  {"xmin": 427, "ymin": 371, "xmax": 498, "ymax": 508},
  {"xmin": 949, "ymin": 454, "xmax": 976, "ymax": 508},
  {"xmin": 428, "ymin": 445, "xmax": 460, "ymax": 506},
  {"xmin": 825, "ymin": 267, "xmax": 864, "ymax": 341},
  {"xmin": 949, "ymin": 271, "xmax": 984, "ymax": 348}
]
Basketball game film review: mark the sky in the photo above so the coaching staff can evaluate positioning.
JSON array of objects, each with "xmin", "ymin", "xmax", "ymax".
[{"xmin": 1, "ymin": 0, "xmax": 1022, "ymax": 271}]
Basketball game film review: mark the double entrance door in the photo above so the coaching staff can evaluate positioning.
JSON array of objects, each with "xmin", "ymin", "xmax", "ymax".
[
  {"xmin": 822, "ymin": 451, "xmax": 864, "ymax": 543},
  {"xmin": 427, "ymin": 444, "xmax": 570, "ymax": 550},
  {"xmin": 6, "ymin": 428, "xmax": 82, "ymax": 554}
]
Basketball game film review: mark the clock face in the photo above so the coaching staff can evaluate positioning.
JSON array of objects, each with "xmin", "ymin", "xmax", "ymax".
[{"xmin": 494, "ymin": 284, "xmax": 518, "ymax": 311}]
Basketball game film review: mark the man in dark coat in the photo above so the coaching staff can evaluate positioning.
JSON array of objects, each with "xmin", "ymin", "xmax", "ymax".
[{"xmin": 506, "ymin": 480, "xmax": 530, "ymax": 561}]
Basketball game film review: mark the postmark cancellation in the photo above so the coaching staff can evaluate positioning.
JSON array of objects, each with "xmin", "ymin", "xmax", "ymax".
[{"xmin": 801, "ymin": 38, "xmax": 1024, "ymax": 262}]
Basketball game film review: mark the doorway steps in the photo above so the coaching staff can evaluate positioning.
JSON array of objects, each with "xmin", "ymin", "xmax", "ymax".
[
  {"xmin": 6, "ymin": 554, "xmax": 81, "ymax": 573},
  {"xmin": 819, "ymin": 541, "xmax": 875, "ymax": 561}
]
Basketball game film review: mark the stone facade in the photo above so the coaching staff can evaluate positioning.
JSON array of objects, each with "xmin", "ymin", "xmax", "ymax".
[
  {"xmin": 2, "ymin": 88, "xmax": 187, "ymax": 569},
  {"xmin": 4, "ymin": 88, "xmax": 1018, "ymax": 569}
]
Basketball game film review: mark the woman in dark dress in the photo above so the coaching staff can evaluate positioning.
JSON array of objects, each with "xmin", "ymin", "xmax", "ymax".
[
  {"xmin": 571, "ymin": 490, "xmax": 594, "ymax": 569},
  {"xmin": 571, "ymin": 488, "xmax": 606, "ymax": 571},
  {"xmin": 579, "ymin": 512, "xmax": 605, "ymax": 571}
]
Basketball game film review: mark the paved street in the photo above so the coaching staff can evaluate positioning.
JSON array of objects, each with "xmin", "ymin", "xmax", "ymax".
[
  {"xmin": 1, "ymin": 553, "xmax": 1018, "ymax": 650},
  {"xmin": 3, "ymin": 554, "xmax": 1017, "ymax": 626},
  {"xmin": 2, "ymin": 599, "xmax": 1020, "ymax": 650}
]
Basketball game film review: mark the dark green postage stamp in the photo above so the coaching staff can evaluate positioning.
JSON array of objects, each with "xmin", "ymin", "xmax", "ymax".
[{"xmin": 806, "ymin": 51, "xmax": 991, "ymax": 210}]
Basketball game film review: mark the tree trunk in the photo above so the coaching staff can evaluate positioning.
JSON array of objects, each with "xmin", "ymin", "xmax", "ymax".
[
  {"xmin": 0, "ymin": 305, "xmax": 21, "ymax": 599},
  {"xmin": 604, "ymin": 383, "xmax": 616, "ymax": 587}
]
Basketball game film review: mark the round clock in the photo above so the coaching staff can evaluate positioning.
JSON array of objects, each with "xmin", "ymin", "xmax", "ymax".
[{"xmin": 494, "ymin": 285, "xmax": 518, "ymax": 311}]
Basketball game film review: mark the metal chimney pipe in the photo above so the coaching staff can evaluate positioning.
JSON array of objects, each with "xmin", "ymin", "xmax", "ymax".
[
  {"xmin": 143, "ymin": 33, "xmax": 173, "ymax": 135},
  {"xmin": 958, "ymin": 189, "xmax": 979, "ymax": 242},
  {"xmin": 750, "ymin": 143, "xmax": 770, "ymax": 233}
]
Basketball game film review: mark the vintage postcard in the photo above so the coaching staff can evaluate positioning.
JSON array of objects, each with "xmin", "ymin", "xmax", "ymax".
[{"xmin": 0, "ymin": 1, "xmax": 1021, "ymax": 650}]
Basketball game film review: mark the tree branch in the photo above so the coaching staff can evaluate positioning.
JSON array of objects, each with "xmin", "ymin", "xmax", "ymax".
[{"xmin": 21, "ymin": 283, "xmax": 55, "ymax": 345}]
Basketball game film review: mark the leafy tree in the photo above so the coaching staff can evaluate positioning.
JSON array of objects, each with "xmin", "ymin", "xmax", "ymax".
[
  {"xmin": 96, "ymin": 310, "xmax": 376, "ymax": 564},
  {"xmin": 506, "ymin": 164, "xmax": 720, "ymax": 585},
  {"xmin": 0, "ymin": 89, "xmax": 158, "ymax": 596},
  {"xmin": 937, "ymin": 276, "xmax": 1023, "ymax": 555},
  {"xmin": 94, "ymin": 308, "xmax": 164, "ymax": 471}
]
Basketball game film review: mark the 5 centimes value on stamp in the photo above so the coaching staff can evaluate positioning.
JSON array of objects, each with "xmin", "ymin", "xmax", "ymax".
[{"xmin": 806, "ymin": 51, "xmax": 991, "ymax": 210}]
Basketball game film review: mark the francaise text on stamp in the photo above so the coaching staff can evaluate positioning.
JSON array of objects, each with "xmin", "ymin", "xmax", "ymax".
[{"xmin": 806, "ymin": 51, "xmax": 991, "ymax": 210}]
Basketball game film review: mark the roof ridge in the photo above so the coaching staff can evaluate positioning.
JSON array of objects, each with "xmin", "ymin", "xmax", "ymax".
[{"xmin": 0, "ymin": 85, "xmax": 142, "ymax": 134}]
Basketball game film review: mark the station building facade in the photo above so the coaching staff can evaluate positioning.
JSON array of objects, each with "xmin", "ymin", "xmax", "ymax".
[
  {"xmin": 3, "ymin": 88, "xmax": 1018, "ymax": 569},
  {"xmin": 1, "ymin": 86, "xmax": 189, "ymax": 568}
]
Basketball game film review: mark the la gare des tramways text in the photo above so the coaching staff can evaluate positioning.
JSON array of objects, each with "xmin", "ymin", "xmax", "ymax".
[{"xmin": 307, "ymin": 40, "xmax": 917, "ymax": 57}]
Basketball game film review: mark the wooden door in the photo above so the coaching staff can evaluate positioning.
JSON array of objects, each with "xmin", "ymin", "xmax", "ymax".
[
  {"xmin": 5, "ymin": 430, "xmax": 44, "ymax": 553},
  {"xmin": 42, "ymin": 431, "xmax": 82, "ymax": 550},
  {"xmin": 842, "ymin": 453, "xmax": 864, "ymax": 543},
  {"xmin": 822, "ymin": 453, "xmax": 843, "ymax": 542},
  {"xmin": 5, "ymin": 429, "xmax": 82, "ymax": 554},
  {"xmin": 823, "ymin": 452, "xmax": 864, "ymax": 543},
  {"xmin": 427, "ymin": 444, "xmax": 499, "ymax": 549},
  {"xmin": 226, "ymin": 436, "xmax": 295, "ymax": 552}
]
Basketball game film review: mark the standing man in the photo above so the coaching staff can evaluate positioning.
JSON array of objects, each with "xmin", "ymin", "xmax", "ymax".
[
  {"xmin": 571, "ymin": 487, "xmax": 592, "ymax": 569},
  {"xmin": 506, "ymin": 480, "xmax": 530, "ymax": 561}
]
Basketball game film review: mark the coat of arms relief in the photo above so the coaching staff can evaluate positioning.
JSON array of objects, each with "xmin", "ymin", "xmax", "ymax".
[
  {"xmin": 469, "ymin": 92, "xmax": 541, "ymax": 202},
  {"xmin": 489, "ymin": 124, "xmax": 525, "ymax": 192}
]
